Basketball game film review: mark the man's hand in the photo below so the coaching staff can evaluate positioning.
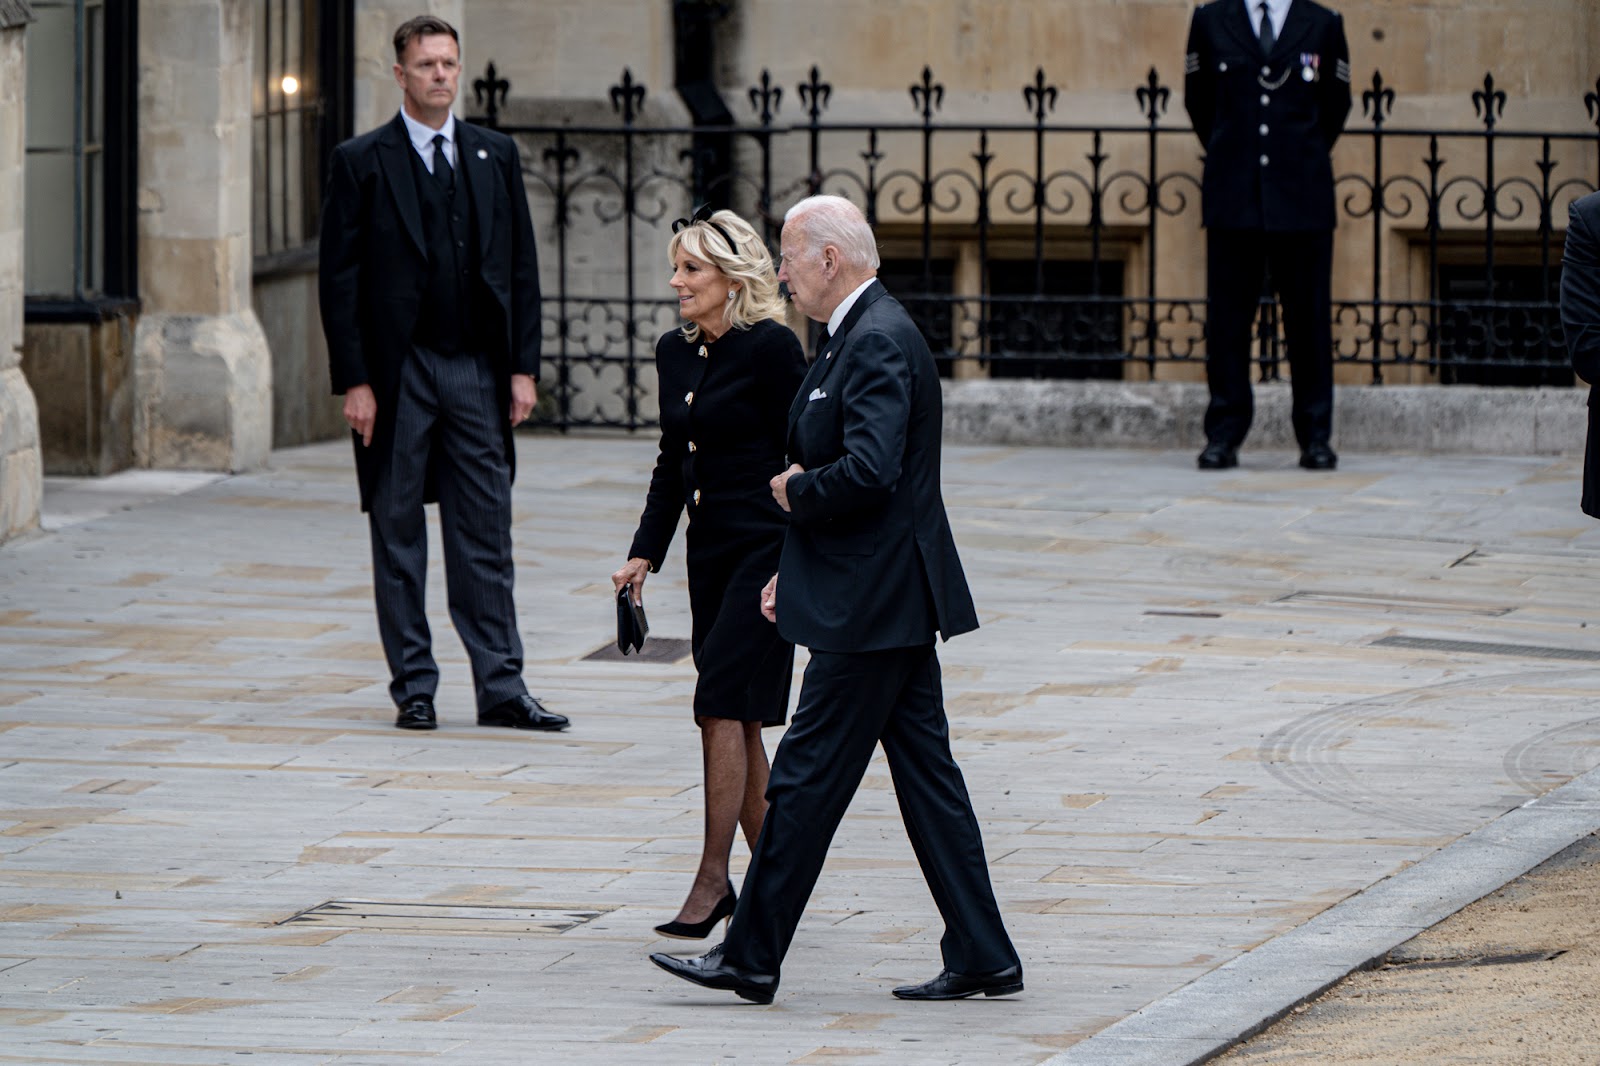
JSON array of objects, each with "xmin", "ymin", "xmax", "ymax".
[
  {"xmin": 510, "ymin": 374, "xmax": 537, "ymax": 426},
  {"xmin": 760, "ymin": 573, "xmax": 778, "ymax": 623},
  {"xmin": 770, "ymin": 463, "xmax": 804, "ymax": 513},
  {"xmin": 343, "ymin": 384, "xmax": 377, "ymax": 447}
]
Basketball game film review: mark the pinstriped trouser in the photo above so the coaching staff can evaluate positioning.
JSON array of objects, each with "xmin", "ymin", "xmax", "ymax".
[{"xmin": 367, "ymin": 345, "xmax": 527, "ymax": 714}]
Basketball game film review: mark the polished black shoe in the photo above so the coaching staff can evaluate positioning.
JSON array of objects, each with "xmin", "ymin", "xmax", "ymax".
[
  {"xmin": 478, "ymin": 694, "xmax": 569, "ymax": 731},
  {"xmin": 1299, "ymin": 442, "xmax": 1338, "ymax": 470},
  {"xmin": 650, "ymin": 943, "xmax": 777, "ymax": 1004},
  {"xmin": 892, "ymin": 964, "xmax": 1024, "ymax": 1000},
  {"xmin": 395, "ymin": 696, "xmax": 436, "ymax": 731},
  {"xmin": 655, "ymin": 881, "xmax": 736, "ymax": 940},
  {"xmin": 1197, "ymin": 441, "xmax": 1239, "ymax": 470}
]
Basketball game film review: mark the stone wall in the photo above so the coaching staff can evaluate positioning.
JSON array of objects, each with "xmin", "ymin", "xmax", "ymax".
[
  {"xmin": 133, "ymin": 0, "xmax": 271, "ymax": 471},
  {"xmin": 0, "ymin": 6, "xmax": 40, "ymax": 543},
  {"xmin": 21, "ymin": 315, "xmax": 135, "ymax": 476},
  {"xmin": 255, "ymin": 268, "xmax": 342, "ymax": 447}
]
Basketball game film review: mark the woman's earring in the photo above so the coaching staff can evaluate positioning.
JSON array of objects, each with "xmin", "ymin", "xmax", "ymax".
[{"xmin": 727, "ymin": 290, "xmax": 736, "ymax": 300}]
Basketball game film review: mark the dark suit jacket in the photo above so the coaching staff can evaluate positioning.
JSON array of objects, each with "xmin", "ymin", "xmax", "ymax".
[
  {"xmin": 1184, "ymin": 0, "xmax": 1352, "ymax": 232},
  {"xmin": 1562, "ymin": 190, "xmax": 1600, "ymax": 518},
  {"xmin": 318, "ymin": 113, "xmax": 541, "ymax": 510},
  {"xmin": 776, "ymin": 281, "xmax": 979, "ymax": 654}
]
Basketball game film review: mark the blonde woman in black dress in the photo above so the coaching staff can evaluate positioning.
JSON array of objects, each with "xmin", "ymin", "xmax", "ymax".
[{"xmin": 613, "ymin": 207, "xmax": 806, "ymax": 938}]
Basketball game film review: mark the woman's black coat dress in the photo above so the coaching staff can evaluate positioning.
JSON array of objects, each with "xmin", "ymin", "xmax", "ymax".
[{"xmin": 628, "ymin": 317, "xmax": 808, "ymax": 724}]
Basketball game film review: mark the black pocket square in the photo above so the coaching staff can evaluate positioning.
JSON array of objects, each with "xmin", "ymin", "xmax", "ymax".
[{"xmin": 617, "ymin": 583, "xmax": 649, "ymax": 654}]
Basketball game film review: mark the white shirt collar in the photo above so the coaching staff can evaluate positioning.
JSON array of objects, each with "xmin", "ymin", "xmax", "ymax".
[
  {"xmin": 399, "ymin": 108, "xmax": 456, "ymax": 171},
  {"xmin": 1244, "ymin": 0, "xmax": 1291, "ymax": 37},
  {"xmin": 827, "ymin": 277, "xmax": 878, "ymax": 337}
]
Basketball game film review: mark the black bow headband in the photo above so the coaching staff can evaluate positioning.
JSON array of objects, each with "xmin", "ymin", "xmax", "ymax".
[{"xmin": 671, "ymin": 203, "xmax": 738, "ymax": 256}]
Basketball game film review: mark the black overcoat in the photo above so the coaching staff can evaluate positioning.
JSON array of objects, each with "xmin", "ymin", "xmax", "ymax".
[
  {"xmin": 777, "ymin": 281, "xmax": 980, "ymax": 654},
  {"xmin": 317, "ymin": 113, "xmax": 541, "ymax": 510}
]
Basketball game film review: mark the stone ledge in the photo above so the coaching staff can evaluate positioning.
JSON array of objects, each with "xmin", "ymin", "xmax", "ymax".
[{"xmin": 943, "ymin": 379, "xmax": 1588, "ymax": 456}]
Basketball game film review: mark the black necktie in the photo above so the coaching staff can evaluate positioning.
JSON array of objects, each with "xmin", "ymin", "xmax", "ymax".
[
  {"xmin": 431, "ymin": 133, "xmax": 454, "ymax": 191},
  {"xmin": 1257, "ymin": 3, "xmax": 1275, "ymax": 55}
]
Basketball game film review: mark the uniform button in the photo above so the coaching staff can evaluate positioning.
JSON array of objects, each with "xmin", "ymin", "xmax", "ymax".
[
  {"xmin": 1219, "ymin": 61, "xmax": 1228, "ymax": 71},
  {"xmin": 1259, "ymin": 123, "xmax": 1269, "ymax": 135},
  {"xmin": 1260, "ymin": 93, "xmax": 1270, "ymax": 106},
  {"xmin": 1260, "ymin": 154, "xmax": 1269, "ymax": 165},
  {"xmin": 1261, "ymin": 65, "xmax": 1270, "ymax": 76},
  {"xmin": 688, "ymin": 441, "xmax": 697, "ymax": 453},
  {"xmin": 692, "ymin": 489, "xmax": 701, "ymax": 505},
  {"xmin": 685, "ymin": 391, "xmax": 694, "ymax": 405}
]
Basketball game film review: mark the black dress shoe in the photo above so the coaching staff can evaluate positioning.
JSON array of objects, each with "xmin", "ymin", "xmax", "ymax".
[
  {"xmin": 892, "ymin": 964, "xmax": 1024, "ymax": 1000},
  {"xmin": 650, "ymin": 943, "xmax": 778, "ymax": 1004},
  {"xmin": 1197, "ymin": 441, "xmax": 1239, "ymax": 470},
  {"xmin": 478, "ymin": 694, "xmax": 569, "ymax": 731},
  {"xmin": 1299, "ymin": 442, "xmax": 1338, "ymax": 470},
  {"xmin": 395, "ymin": 696, "xmax": 436, "ymax": 731},
  {"xmin": 655, "ymin": 881, "xmax": 736, "ymax": 940}
]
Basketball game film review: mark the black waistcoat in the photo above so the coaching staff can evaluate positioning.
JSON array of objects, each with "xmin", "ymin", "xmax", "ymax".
[{"xmin": 409, "ymin": 147, "xmax": 494, "ymax": 355}]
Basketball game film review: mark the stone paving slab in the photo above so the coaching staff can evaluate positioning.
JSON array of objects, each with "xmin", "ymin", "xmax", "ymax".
[{"xmin": 3, "ymin": 437, "xmax": 1600, "ymax": 1064}]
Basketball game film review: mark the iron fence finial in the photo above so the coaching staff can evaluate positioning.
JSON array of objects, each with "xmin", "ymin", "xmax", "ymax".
[
  {"xmin": 609, "ymin": 69, "xmax": 647, "ymax": 124},
  {"xmin": 1362, "ymin": 70, "xmax": 1395, "ymax": 126},
  {"xmin": 473, "ymin": 61, "xmax": 510, "ymax": 128},
  {"xmin": 1023, "ymin": 68, "xmax": 1059, "ymax": 124},
  {"xmin": 1472, "ymin": 72, "xmax": 1506, "ymax": 129},
  {"xmin": 1135, "ymin": 67, "xmax": 1170, "ymax": 123}
]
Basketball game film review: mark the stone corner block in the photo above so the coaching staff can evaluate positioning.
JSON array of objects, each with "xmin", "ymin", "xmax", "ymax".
[
  {"xmin": 133, "ymin": 310, "xmax": 272, "ymax": 472},
  {"xmin": 0, "ymin": 364, "xmax": 42, "ymax": 542}
]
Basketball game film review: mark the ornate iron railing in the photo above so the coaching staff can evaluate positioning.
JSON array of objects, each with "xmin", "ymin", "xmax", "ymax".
[{"xmin": 468, "ymin": 64, "xmax": 1600, "ymax": 430}]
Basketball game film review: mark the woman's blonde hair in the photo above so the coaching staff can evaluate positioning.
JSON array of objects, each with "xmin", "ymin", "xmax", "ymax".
[{"xmin": 668, "ymin": 209, "xmax": 787, "ymax": 343}]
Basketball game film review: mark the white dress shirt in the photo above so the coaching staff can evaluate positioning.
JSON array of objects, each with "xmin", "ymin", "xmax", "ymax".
[
  {"xmin": 1245, "ymin": 0, "xmax": 1291, "ymax": 40},
  {"xmin": 399, "ymin": 108, "xmax": 456, "ymax": 174}
]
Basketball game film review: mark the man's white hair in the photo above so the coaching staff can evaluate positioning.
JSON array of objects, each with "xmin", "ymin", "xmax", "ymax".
[{"xmin": 783, "ymin": 195, "xmax": 880, "ymax": 270}]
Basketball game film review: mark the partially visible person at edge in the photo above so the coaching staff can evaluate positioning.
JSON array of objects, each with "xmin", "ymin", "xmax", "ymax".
[
  {"xmin": 611, "ymin": 208, "xmax": 806, "ymax": 940},
  {"xmin": 649, "ymin": 194, "xmax": 1022, "ymax": 1004},
  {"xmin": 318, "ymin": 15, "xmax": 567, "ymax": 733},
  {"xmin": 1562, "ymin": 190, "xmax": 1600, "ymax": 519}
]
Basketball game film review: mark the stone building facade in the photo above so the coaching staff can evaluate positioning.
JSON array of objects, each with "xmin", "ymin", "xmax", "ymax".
[
  {"xmin": 2, "ymin": 0, "xmax": 1597, "ymax": 547},
  {"xmin": 0, "ymin": 0, "xmax": 40, "ymax": 543}
]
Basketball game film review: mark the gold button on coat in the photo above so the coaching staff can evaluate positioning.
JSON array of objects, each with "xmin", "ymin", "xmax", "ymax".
[
  {"xmin": 692, "ymin": 489, "xmax": 701, "ymax": 504},
  {"xmin": 685, "ymin": 391, "xmax": 694, "ymax": 405}
]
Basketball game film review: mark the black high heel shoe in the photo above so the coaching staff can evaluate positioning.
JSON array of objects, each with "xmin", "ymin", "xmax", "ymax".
[{"xmin": 654, "ymin": 882, "xmax": 737, "ymax": 940}]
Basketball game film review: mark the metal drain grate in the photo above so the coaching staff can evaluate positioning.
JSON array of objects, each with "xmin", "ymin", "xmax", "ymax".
[
  {"xmin": 1371, "ymin": 635, "xmax": 1600, "ymax": 662},
  {"xmin": 1276, "ymin": 591, "xmax": 1514, "ymax": 617},
  {"xmin": 278, "ymin": 900, "xmax": 608, "ymax": 934},
  {"xmin": 582, "ymin": 637, "xmax": 694, "ymax": 664}
]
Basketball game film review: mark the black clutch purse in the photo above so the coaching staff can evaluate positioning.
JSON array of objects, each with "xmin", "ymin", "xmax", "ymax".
[{"xmin": 616, "ymin": 583, "xmax": 649, "ymax": 654}]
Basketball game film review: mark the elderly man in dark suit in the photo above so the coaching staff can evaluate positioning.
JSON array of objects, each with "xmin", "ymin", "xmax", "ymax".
[
  {"xmin": 1185, "ymin": 0, "xmax": 1352, "ymax": 470},
  {"xmin": 318, "ymin": 15, "xmax": 566, "ymax": 733},
  {"xmin": 1562, "ymin": 190, "xmax": 1600, "ymax": 518},
  {"xmin": 650, "ymin": 195, "xmax": 1021, "ymax": 1004}
]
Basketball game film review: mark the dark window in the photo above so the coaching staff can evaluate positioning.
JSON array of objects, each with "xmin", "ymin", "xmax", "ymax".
[
  {"xmin": 878, "ymin": 258, "xmax": 957, "ymax": 370},
  {"xmin": 23, "ymin": 0, "xmax": 136, "ymax": 303},
  {"xmin": 985, "ymin": 259, "xmax": 1125, "ymax": 380},
  {"xmin": 1436, "ymin": 264, "xmax": 1569, "ymax": 387},
  {"xmin": 252, "ymin": 0, "xmax": 353, "ymax": 265}
]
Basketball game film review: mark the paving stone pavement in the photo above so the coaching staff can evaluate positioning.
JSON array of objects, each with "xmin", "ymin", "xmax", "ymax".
[{"xmin": 3, "ymin": 436, "xmax": 1600, "ymax": 1065}]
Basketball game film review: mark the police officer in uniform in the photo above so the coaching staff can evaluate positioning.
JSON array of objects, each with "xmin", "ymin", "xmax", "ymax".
[{"xmin": 1185, "ymin": 0, "xmax": 1352, "ymax": 470}]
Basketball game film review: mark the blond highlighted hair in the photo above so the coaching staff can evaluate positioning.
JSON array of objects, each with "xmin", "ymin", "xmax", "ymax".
[{"xmin": 668, "ymin": 209, "xmax": 787, "ymax": 344}]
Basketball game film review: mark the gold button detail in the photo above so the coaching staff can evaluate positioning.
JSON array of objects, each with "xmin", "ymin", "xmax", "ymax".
[
  {"xmin": 698, "ymin": 345, "xmax": 708, "ymax": 358},
  {"xmin": 685, "ymin": 391, "xmax": 694, "ymax": 405},
  {"xmin": 693, "ymin": 489, "xmax": 701, "ymax": 504},
  {"xmin": 688, "ymin": 441, "xmax": 697, "ymax": 452}
]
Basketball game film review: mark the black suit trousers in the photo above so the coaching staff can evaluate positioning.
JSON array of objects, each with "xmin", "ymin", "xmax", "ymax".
[
  {"xmin": 1204, "ymin": 228, "xmax": 1335, "ymax": 450},
  {"xmin": 722, "ymin": 644, "xmax": 1019, "ymax": 977},
  {"xmin": 367, "ymin": 345, "xmax": 526, "ymax": 712}
]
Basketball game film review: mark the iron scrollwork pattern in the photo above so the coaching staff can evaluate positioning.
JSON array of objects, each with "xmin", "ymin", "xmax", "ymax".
[{"xmin": 467, "ymin": 63, "xmax": 1599, "ymax": 430}]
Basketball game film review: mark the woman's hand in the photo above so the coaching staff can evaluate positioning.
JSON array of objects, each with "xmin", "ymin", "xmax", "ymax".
[{"xmin": 612, "ymin": 558, "xmax": 651, "ymax": 604}]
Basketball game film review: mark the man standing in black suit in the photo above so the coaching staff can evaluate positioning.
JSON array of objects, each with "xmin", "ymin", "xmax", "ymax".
[
  {"xmin": 318, "ymin": 15, "xmax": 566, "ymax": 733},
  {"xmin": 1562, "ymin": 190, "xmax": 1600, "ymax": 518},
  {"xmin": 1185, "ymin": 0, "xmax": 1352, "ymax": 470},
  {"xmin": 650, "ymin": 195, "xmax": 1021, "ymax": 1004}
]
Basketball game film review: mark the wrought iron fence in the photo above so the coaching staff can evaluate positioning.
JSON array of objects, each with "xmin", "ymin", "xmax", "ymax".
[{"xmin": 467, "ymin": 63, "xmax": 1600, "ymax": 430}]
